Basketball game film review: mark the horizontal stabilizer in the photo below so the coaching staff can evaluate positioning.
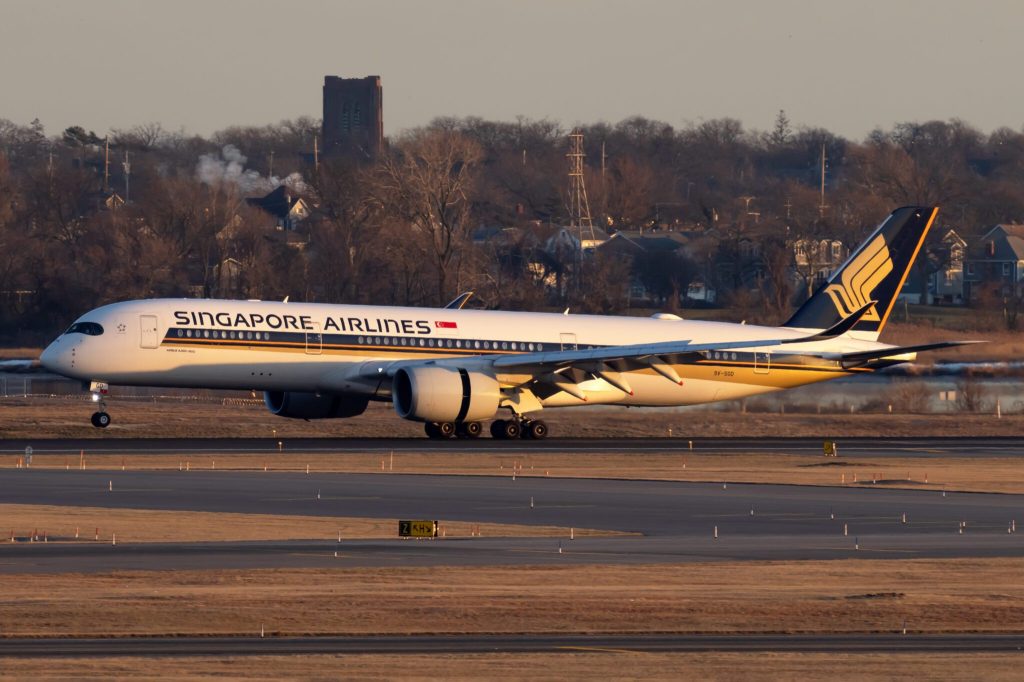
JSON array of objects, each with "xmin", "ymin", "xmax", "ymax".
[{"xmin": 836, "ymin": 341, "xmax": 985, "ymax": 367}]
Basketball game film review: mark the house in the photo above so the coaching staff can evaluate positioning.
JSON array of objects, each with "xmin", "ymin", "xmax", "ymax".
[
  {"xmin": 793, "ymin": 238, "xmax": 847, "ymax": 290},
  {"xmin": 597, "ymin": 230, "xmax": 711, "ymax": 305},
  {"xmin": 965, "ymin": 224, "xmax": 1024, "ymax": 301},
  {"xmin": 929, "ymin": 229, "xmax": 967, "ymax": 304},
  {"xmin": 245, "ymin": 186, "xmax": 310, "ymax": 230}
]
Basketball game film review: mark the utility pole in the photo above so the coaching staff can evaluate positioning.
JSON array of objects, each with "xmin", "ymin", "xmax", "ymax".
[
  {"xmin": 122, "ymin": 151, "xmax": 131, "ymax": 203},
  {"xmin": 103, "ymin": 138, "xmax": 110, "ymax": 194},
  {"xmin": 268, "ymin": 150, "xmax": 275, "ymax": 178},
  {"xmin": 313, "ymin": 135, "xmax": 319, "ymax": 173},
  {"xmin": 818, "ymin": 143, "xmax": 828, "ymax": 219}
]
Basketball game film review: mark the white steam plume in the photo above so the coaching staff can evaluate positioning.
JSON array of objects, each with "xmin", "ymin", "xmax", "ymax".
[{"xmin": 196, "ymin": 145, "xmax": 307, "ymax": 194}]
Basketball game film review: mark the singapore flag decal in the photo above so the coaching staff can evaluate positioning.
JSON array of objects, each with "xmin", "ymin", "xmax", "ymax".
[{"xmin": 435, "ymin": 321, "xmax": 458, "ymax": 329}]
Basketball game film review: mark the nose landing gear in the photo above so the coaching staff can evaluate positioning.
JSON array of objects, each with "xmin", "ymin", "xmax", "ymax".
[{"xmin": 89, "ymin": 381, "xmax": 111, "ymax": 429}]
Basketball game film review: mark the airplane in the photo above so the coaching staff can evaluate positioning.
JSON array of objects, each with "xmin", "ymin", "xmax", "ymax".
[{"xmin": 40, "ymin": 206, "xmax": 970, "ymax": 440}]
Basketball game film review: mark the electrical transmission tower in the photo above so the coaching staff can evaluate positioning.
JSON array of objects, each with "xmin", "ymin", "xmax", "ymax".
[{"xmin": 566, "ymin": 129, "xmax": 595, "ymax": 243}]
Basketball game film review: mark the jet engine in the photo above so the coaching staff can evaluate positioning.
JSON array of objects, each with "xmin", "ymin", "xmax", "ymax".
[
  {"xmin": 392, "ymin": 366, "xmax": 501, "ymax": 423},
  {"xmin": 264, "ymin": 391, "xmax": 369, "ymax": 420}
]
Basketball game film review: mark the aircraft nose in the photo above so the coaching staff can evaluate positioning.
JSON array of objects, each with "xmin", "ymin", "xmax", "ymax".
[{"xmin": 39, "ymin": 339, "xmax": 68, "ymax": 374}]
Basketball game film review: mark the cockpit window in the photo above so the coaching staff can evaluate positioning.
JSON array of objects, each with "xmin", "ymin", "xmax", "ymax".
[{"xmin": 65, "ymin": 322, "xmax": 104, "ymax": 336}]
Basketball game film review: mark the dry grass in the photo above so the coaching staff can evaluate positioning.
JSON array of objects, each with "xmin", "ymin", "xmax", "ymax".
[
  {"xmin": 0, "ymin": 396, "xmax": 1021, "ymax": 440},
  {"xmin": 0, "ymin": 347, "xmax": 40, "ymax": 361},
  {"xmin": 2, "ymin": 652, "xmax": 1023, "ymax": 681},
  {"xmin": 8, "ymin": 449, "xmax": 1024, "ymax": 494},
  {"xmin": 0, "ymin": 504, "xmax": 618, "ymax": 544},
  {"xmin": 1, "ymin": 559, "xmax": 1023, "ymax": 638}
]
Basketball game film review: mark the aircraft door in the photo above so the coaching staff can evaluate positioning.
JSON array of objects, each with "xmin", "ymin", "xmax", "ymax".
[
  {"xmin": 753, "ymin": 351, "xmax": 771, "ymax": 374},
  {"xmin": 559, "ymin": 333, "xmax": 578, "ymax": 351},
  {"xmin": 305, "ymin": 322, "xmax": 323, "ymax": 355},
  {"xmin": 140, "ymin": 315, "xmax": 160, "ymax": 349}
]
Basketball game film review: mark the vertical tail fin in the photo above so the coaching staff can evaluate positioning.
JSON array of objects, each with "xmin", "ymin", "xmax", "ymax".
[{"xmin": 783, "ymin": 206, "xmax": 939, "ymax": 341}]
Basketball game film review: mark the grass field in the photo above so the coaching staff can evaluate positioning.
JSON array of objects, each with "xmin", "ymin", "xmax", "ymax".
[
  {"xmin": 0, "ymin": 504, "xmax": 621, "ymax": 544},
  {"xmin": 3, "ymin": 652, "xmax": 1023, "ymax": 681},
  {"xmin": 2, "ymin": 559, "xmax": 1022, "ymax": 638}
]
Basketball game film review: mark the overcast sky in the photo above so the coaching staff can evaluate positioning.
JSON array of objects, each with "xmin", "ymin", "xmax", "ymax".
[{"xmin": 1, "ymin": 0, "xmax": 1020, "ymax": 141}]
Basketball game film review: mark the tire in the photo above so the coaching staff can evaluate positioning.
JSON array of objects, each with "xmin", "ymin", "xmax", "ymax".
[
  {"xmin": 424, "ymin": 422, "xmax": 441, "ymax": 439},
  {"xmin": 92, "ymin": 412, "xmax": 111, "ymax": 428},
  {"xmin": 437, "ymin": 421, "xmax": 456, "ymax": 438},
  {"xmin": 462, "ymin": 421, "xmax": 483, "ymax": 438},
  {"xmin": 527, "ymin": 420, "xmax": 548, "ymax": 440},
  {"xmin": 501, "ymin": 420, "xmax": 521, "ymax": 440},
  {"xmin": 490, "ymin": 419, "xmax": 508, "ymax": 439}
]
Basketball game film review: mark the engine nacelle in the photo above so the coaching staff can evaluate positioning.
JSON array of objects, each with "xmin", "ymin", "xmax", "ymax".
[
  {"xmin": 392, "ymin": 366, "xmax": 501, "ymax": 423},
  {"xmin": 264, "ymin": 391, "xmax": 369, "ymax": 420}
]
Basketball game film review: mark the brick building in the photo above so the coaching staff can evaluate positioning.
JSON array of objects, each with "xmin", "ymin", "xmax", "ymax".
[{"xmin": 322, "ymin": 75, "xmax": 383, "ymax": 158}]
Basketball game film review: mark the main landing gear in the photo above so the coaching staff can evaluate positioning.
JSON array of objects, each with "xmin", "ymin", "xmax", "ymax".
[
  {"xmin": 425, "ymin": 421, "xmax": 482, "ymax": 439},
  {"xmin": 423, "ymin": 417, "xmax": 548, "ymax": 440},
  {"xmin": 89, "ymin": 380, "xmax": 111, "ymax": 429},
  {"xmin": 491, "ymin": 417, "xmax": 548, "ymax": 440}
]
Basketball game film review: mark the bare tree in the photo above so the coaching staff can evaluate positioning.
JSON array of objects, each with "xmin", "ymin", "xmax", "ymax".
[
  {"xmin": 374, "ymin": 128, "xmax": 483, "ymax": 305},
  {"xmin": 307, "ymin": 157, "xmax": 383, "ymax": 303},
  {"xmin": 889, "ymin": 381, "xmax": 931, "ymax": 413},
  {"xmin": 955, "ymin": 374, "xmax": 987, "ymax": 413}
]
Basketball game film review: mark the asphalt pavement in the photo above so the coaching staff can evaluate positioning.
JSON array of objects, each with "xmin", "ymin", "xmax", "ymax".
[
  {"xmin": 1, "ymin": 467, "xmax": 1022, "ymax": 572},
  {"xmin": 2, "ymin": 633, "xmax": 1023, "ymax": 656}
]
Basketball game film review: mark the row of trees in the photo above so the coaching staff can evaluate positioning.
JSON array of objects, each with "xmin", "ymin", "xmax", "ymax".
[{"xmin": 2, "ymin": 112, "xmax": 1024, "ymax": 340}]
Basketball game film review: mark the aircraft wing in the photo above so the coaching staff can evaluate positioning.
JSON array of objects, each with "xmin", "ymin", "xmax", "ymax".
[
  {"xmin": 350, "ymin": 302, "xmax": 883, "ymax": 396},
  {"xmin": 490, "ymin": 300, "xmax": 878, "ymax": 374}
]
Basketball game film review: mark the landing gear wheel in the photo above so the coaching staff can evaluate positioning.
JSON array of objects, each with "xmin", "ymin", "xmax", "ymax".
[
  {"xmin": 490, "ymin": 419, "xmax": 507, "ymax": 439},
  {"xmin": 457, "ymin": 421, "xmax": 483, "ymax": 439},
  {"xmin": 424, "ymin": 422, "xmax": 442, "ymax": 439},
  {"xmin": 498, "ymin": 420, "xmax": 521, "ymax": 440},
  {"xmin": 526, "ymin": 420, "xmax": 548, "ymax": 440},
  {"xmin": 91, "ymin": 411, "xmax": 111, "ymax": 428},
  {"xmin": 436, "ymin": 421, "xmax": 456, "ymax": 438}
]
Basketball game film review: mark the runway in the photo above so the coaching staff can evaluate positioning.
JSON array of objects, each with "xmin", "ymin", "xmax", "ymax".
[
  {"xmin": 2, "ymin": 436, "xmax": 1024, "ymax": 458},
  {"xmin": 2, "ymin": 468, "xmax": 1022, "ymax": 572},
  {"xmin": 2, "ymin": 633, "xmax": 1022, "ymax": 656}
]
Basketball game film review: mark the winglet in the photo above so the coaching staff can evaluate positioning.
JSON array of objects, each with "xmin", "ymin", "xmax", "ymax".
[{"xmin": 444, "ymin": 292, "xmax": 474, "ymax": 310}]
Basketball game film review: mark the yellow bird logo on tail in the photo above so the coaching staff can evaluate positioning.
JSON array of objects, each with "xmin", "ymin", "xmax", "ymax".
[{"xmin": 823, "ymin": 235, "xmax": 892, "ymax": 323}]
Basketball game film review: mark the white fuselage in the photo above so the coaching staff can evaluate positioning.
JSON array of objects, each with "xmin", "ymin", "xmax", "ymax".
[{"xmin": 40, "ymin": 298, "xmax": 893, "ymax": 410}]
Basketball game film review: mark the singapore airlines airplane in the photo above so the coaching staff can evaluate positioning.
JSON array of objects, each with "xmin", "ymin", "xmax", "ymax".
[{"xmin": 40, "ymin": 206, "xmax": 968, "ymax": 440}]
